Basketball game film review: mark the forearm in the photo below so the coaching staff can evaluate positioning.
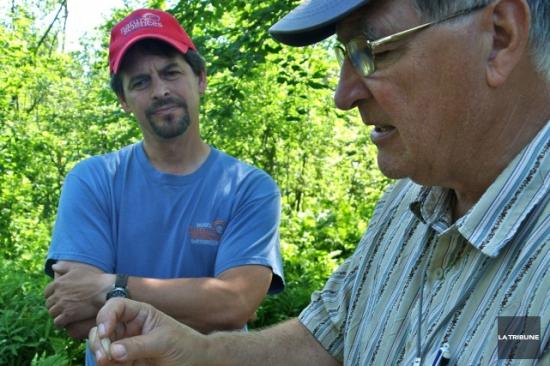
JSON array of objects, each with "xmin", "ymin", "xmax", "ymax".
[
  {"xmin": 128, "ymin": 278, "xmax": 245, "ymax": 331},
  {"xmin": 126, "ymin": 266, "xmax": 271, "ymax": 333},
  {"xmin": 47, "ymin": 261, "xmax": 270, "ymax": 335},
  {"xmin": 91, "ymin": 300, "xmax": 338, "ymax": 366},
  {"xmin": 203, "ymin": 319, "xmax": 341, "ymax": 366}
]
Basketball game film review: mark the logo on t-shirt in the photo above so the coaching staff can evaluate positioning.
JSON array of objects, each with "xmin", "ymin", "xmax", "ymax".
[{"xmin": 189, "ymin": 220, "xmax": 226, "ymax": 245}]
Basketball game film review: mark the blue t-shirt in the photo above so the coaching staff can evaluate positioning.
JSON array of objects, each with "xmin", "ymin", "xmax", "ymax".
[{"xmin": 45, "ymin": 142, "xmax": 284, "ymax": 365}]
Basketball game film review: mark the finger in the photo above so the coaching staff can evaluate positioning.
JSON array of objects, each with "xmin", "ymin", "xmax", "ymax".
[
  {"xmin": 51, "ymin": 262, "xmax": 69, "ymax": 275},
  {"xmin": 97, "ymin": 299, "xmax": 148, "ymax": 337},
  {"xmin": 90, "ymin": 327, "xmax": 114, "ymax": 365},
  {"xmin": 89, "ymin": 327, "xmax": 103, "ymax": 358},
  {"xmin": 45, "ymin": 295, "xmax": 56, "ymax": 310},
  {"xmin": 90, "ymin": 326, "xmax": 98, "ymax": 346},
  {"xmin": 53, "ymin": 306, "xmax": 82, "ymax": 329},
  {"xmin": 48, "ymin": 304, "xmax": 62, "ymax": 320},
  {"xmin": 108, "ymin": 335, "xmax": 161, "ymax": 363},
  {"xmin": 54, "ymin": 313, "xmax": 68, "ymax": 328},
  {"xmin": 44, "ymin": 282, "xmax": 54, "ymax": 298}
]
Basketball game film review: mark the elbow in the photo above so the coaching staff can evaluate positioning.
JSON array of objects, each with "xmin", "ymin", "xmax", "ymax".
[
  {"xmin": 203, "ymin": 296, "xmax": 258, "ymax": 332},
  {"xmin": 222, "ymin": 307, "xmax": 254, "ymax": 330},
  {"xmin": 215, "ymin": 304, "xmax": 255, "ymax": 331}
]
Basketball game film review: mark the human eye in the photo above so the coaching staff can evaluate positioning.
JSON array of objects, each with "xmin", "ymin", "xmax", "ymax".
[
  {"xmin": 129, "ymin": 77, "xmax": 148, "ymax": 90},
  {"xmin": 372, "ymin": 43, "xmax": 401, "ymax": 64},
  {"xmin": 163, "ymin": 68, "xmax": 182, "ymax": 80},
  {"xmin": 372, "ymin": 35, "xmax": 409, "ymax": 64},
  {"xmin": 373, "ymin": 49, "xmax": 393, "ymax": 61}
]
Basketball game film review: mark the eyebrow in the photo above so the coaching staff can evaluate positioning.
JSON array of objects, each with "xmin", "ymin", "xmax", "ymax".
[
  {"xmin": 361, "ymin": 23, "xmax": 384, "ymax": 40},
  {"xmin": 126, "ymin": 62, "xmax": 182, "ymax": 84},
  {"xmin": 336, "ymin": 19, "xmax": 383, "ymax": 43},
  {"xmin": 160, "ymin": 62, "xmax": 181, "ymax": 71}
]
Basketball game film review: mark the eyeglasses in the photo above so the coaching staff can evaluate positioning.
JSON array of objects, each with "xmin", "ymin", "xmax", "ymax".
[{"xmin": 334, "ymin": 4, "xmax": 488, "ymax": 77}]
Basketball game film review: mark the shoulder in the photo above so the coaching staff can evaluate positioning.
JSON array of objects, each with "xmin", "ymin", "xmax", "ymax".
[
  {"xmin": 211, "ymin": 149, "xmax": 279, "ymax": 195},
  {"xmin": 67, "ymin": 143, "xmax": 138, "ymax": 181}
]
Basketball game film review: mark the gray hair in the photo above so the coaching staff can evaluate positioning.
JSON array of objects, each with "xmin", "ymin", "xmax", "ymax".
[{"xmin": 414, "ymin": 0, "xmax": 550, "ymax": 82}]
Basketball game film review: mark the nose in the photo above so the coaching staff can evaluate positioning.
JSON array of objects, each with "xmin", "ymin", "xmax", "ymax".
[
  {"xmin": 151, "ymin": 75, "xmax": 170, "ymax": 99},
  {"xmin": 334, "ymin": 60, "xmax": 372, "ymax": 111}
]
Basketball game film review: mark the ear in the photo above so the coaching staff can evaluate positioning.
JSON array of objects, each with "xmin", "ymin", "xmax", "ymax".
[
  {"xmin": 198, "ymin": 70, "xmax": 207, "ymax": 95},
  {"xmin": 117, "ymin": 94, "xmax": 131, "ymax": 113},
  {"xmin": 485, "ymin": 0, "xmax": 531, "ymax": 87}
]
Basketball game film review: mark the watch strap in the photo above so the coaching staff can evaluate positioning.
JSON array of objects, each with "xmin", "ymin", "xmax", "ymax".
[
  {"xmin": 106, "ymin": 273, "xmax": 130, "ymax": 300},
  {"xmin": 114, "ymin": 273, "xmax": 129, "ymax": 288}
]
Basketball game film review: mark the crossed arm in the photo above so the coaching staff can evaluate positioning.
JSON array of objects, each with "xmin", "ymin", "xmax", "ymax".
[
  {"xmin": 44, "ymin": 260, "xmax": 272, "ymax": 339},
  {"xmin": 89, "ymin": 298, "xmax": 341, "ymax": 366}
]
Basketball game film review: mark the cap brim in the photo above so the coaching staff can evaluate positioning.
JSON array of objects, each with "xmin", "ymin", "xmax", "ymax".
[
  {"xmin": 269, "ymin": 0, "xmax": 370, "ymax": 46},
  {"xmin": 111, "ymin": 34, "xmax": 190, "ymax": 74}
]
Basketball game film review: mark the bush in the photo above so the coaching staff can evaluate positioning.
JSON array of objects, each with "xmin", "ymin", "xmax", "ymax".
[{"xmin": 0, "ymin": 261, "xmax": 84, "ymax": 365}]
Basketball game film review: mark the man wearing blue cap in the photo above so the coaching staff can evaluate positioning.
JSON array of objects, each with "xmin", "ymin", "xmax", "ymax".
[
  {"xmin": 43, "ymin": 8, "xmax": 285, "ymax": 365},
  {"xmin": 90, "ymin": 0, "xmax": 549, "ymax": 364}
]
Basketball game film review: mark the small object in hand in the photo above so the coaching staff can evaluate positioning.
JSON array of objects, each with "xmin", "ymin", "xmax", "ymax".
[{"xmin": 101, "ymin": 337, "xmax": 112, "ymax": 359}]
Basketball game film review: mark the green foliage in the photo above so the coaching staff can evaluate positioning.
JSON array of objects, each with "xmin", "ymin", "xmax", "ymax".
[
  {"xmin": 251, "ymin": 243, "xmax": 340, "ymax": 326},
  {"xmin": 0, "ymin": 0, "xmax": 391, "ymax": 362},
  {"xmin": 0, "ymin": 261, "xmax": 84, "ymax": 365}
]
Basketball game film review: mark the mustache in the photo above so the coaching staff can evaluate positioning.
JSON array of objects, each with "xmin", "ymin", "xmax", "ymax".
[{"xmin": 145, "ymin": 97, "xmax": 187, "ymax": 116}]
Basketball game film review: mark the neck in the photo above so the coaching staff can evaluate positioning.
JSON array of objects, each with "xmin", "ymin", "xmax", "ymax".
[
  {"xmin": 142, "ymin": 128, "xmax": 210, "ymax": 175},
  {"xmin": 450, "ymin": 72, "xmax": 550, "ymax": 220}
]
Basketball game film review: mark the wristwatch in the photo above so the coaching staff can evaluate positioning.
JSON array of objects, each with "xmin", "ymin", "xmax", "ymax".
[{"xmin": 106, "ymin": 274, "xmax": 130, "ymax": 300}]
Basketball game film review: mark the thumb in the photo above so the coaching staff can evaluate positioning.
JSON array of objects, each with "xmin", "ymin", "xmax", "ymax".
[
  {"xmin": 51, "ymin": 262, "xmax": 68, "ymax": 275},
  {"xmin": 109, "ymin": 334, "xmax": 164, "ymax": 363}
]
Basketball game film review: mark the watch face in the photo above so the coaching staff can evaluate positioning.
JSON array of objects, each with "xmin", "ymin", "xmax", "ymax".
[{"xmin": 106, "ymin": 288, "xmax": 128, "ymax": 300}]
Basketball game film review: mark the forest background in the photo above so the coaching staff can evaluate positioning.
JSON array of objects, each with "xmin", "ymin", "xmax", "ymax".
[{"xmin": 0, "ymin": 0, "xmax": 391, "ymax": 364}]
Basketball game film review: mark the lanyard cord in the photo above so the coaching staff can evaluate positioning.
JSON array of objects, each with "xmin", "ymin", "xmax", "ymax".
[
  {"xmin": 416, "ymin": 225, "xmax": 436, "ymax": 365},
  {"xmin": 415, "ymin": 225, "xmax": 489, "ymax": 365}
]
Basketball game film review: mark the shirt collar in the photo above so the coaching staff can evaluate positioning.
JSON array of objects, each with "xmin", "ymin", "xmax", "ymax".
[
  {"xmin": 410, "ymin": 121, "xmax": 550, "ymax": 257},
  {"xmin": 409, "ymin": 186, "xmax": 454, "ymax": 234}
]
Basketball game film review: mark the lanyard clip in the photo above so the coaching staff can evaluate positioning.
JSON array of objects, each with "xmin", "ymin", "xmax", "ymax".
[{"xmin": 432, "ymin": 343, "xmax": 451, "ymax": 366}]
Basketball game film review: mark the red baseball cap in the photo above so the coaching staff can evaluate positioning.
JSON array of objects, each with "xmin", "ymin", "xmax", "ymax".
[{"xmin": 109, "ymin": 8, "xmax": 197, "ymax": 74}]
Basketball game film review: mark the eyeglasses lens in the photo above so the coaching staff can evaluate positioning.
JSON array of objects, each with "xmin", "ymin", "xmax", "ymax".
[
  {"xmin": 334, "ymin": 41, "xmax": 375, "ymax": 77},
  {"xmin": 335, "ymin": 45, "xmax": 346, "ymax": 66},
  {"xmin": 348, "ymin": 39, "xmax": 375, "ymax": 77}
]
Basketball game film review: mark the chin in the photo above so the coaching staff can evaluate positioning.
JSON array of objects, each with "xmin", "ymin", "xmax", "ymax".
[
  {"xmin": 377, "ymin": 156, "xmax": 409, "ymax": 180},
  {"xmin": 380, "ymin": 170, "xmax": 408, "ymax": 181}
]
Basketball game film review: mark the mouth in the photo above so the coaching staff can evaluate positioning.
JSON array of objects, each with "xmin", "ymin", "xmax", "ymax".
[
  {"xmin": 370, "ymin": 123, "xmax": 397, "ymax": 144},
  {"xmin": 152, "ymin": 105, "xmax": 179, "ymax": 114},
  {"xmin": 373, "ymin": 124, "xmax": 395, "ymax": 133}
]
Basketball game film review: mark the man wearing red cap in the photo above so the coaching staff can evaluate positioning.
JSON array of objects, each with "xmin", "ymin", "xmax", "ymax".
[
  {"xmin": 89, "ymin": 0, "xmax": 548, "ymax": 364},
  {"xmin": 43, "ymin": 8, "xmax": 284, "ymax": 365}
]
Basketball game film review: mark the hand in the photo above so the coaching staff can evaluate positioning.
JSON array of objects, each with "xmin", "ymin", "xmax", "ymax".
[
  {"xmin": 65, "ymin": 318, "xmax": 97, "ymax": 339},
  {"xmin": 89, "ymin": 298, "xmax": 207, "ymax": 366},
  {"xmin": 44, "ymin": 261, "xmax": 114, "ymax": 334}
]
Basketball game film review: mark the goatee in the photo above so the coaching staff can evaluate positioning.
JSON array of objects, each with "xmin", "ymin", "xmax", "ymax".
[{"xmin": 145, "ymin": 97, "xmax": 190, "ymax": 139}]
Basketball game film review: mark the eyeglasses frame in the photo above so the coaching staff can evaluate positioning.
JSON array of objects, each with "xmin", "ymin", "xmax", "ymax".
[{"xmin": 335, "ymin": 4, "xmax": 489, "ymax": 77}]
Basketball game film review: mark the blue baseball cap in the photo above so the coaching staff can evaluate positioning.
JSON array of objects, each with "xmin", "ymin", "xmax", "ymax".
[{"xmin": 269, "ymin": 0, "xmax": 370, "ymax": 46}]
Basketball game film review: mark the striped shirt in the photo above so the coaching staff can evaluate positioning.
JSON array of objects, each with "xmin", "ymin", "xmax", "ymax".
[{"xmin": 299, "ymin": 121, "xmax": 550, "ymax": 365}]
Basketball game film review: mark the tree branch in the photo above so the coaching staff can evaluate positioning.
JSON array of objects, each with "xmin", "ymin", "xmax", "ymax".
[{"xmin": 34, "ymin": 0, "xmax": 67, "ymax": 53}]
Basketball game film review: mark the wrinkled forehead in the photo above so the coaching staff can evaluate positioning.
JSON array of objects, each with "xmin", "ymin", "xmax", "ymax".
[{"xmin": 336, "ymin": 0, "xmax": 421, "ymax": 42}]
